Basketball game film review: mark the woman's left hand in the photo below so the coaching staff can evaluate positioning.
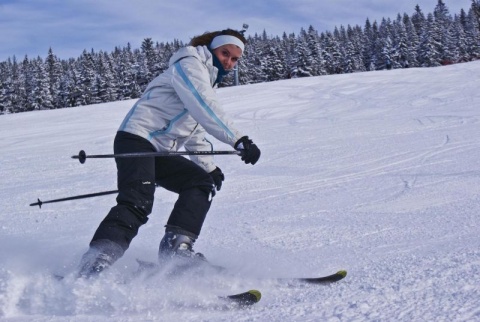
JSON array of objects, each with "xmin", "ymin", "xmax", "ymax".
[{"xmin": 210, "ymin": 167, "xmax": 225, "ymax": 191}]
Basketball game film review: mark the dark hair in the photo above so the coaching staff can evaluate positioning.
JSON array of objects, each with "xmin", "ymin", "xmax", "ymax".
[{"xmin": 189, "ymin": 29, "xmax": 247, "ymax": 47}]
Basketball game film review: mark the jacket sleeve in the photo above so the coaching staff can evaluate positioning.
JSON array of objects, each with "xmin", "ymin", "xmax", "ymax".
[{"xmin": 169, "ymin": 56, "xmax": 243, "ymax": 148}]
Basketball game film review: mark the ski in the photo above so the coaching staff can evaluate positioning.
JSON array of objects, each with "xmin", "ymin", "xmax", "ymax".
[
  {"xmin": 221, "ymin": 289, "xmax": 261, "ymax": 306},
  {"xmin": 135, "ymin": 259, "xmax": 346, "ymax": 285},
  {"xmin": 52, "ymin": 271, "xmax": 261, "ymax": 306},
  {"xmin": 134, "ymin": 258, "xmax": 225, "ymax": 279},
  {"xmin": 133, "ymin": 260, "xmax": 262, "ymax": 306},
  {"xmin": 279, "ymin": 270, "xmax": 347, "ymax": 284}
]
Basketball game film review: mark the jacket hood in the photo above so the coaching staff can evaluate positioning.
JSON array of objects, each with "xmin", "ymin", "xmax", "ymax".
[
  {"xmin": 169, "ymin": 46, "xmax": 212, "ymax": 67},
  {"xmin": 169, "ymin": 46, "xmax": 230, "ymax": 86}
]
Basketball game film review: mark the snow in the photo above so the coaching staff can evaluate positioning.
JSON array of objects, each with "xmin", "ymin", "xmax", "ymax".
[{"xmin": 1, "ymin": 61, "xmax": 480, "ymax": 321}]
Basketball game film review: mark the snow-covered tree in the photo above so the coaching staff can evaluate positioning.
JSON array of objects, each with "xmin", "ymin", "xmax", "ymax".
[
  {"xmin": 45, "ymin": 48, "xmax": 63, "ymax": 108},
  {"xmin": 1, "ymin": 2, "xmax": 479, "ymax": 114},
  {"xmin": 418, "ymin": 14, "xmax": 442, "ymax": 67}
]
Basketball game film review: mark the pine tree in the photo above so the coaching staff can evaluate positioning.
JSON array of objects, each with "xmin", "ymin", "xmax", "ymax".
[
  {"xmin": 306, "ymin": 25, "xmax": 326, "ymax": 76},
  {"xmin": 0, "ymin": 61, "xmax": 11, "ymax": 113},
  {"xmin": 452, "ymin": 16, "xmax": 470, "ymax": 62},
  {"xmin": 115, "ymin": 43, "xmax": 141, "ymax": 100},
  {"xmin": 362, "ymin": 18, "xmax": 376, "ymax": 71},
  {"xmin": 403, "ymin": 13, "xmax": 420, "ymax": 67},
  {"xmin": 345, "ymin": 25, "xmax": 366, "ymax": 73},
  {"xmin": 31, "ymin": 57, "xmax": 54, "ymax": 110},
  {"xmin": 246, "ymin": 33, "xmax": 269, "ymax": 83},
  {"xmin": 322, "ymin": 31, "xmax": 343, "ymax": 74},
  {"xmin": 418, "ymin": 13, "xmax": 442, "ymax": 67},
  {"xmin": 472, "ymin": 0, "xmax": 480, "ymax": 32},
  {"xmin": 0, "ymin": 66, "xmax": 5, "ymax": 113},
  {"xmin": 412, "ymin": 5, "xmax": 427, "ymax": 36},
  {"xmin": 261, "ymin": 37, "xmax": 287, "ymax": 82},
  {"xmin": 156, "ymin": 42, "xmax": 175, "ymax": 74},
  {"xmin": 141, "ymin": 38, "xmax": 156, "ymax": 82},
  {"xmin": 293, "ymin": 32, "xmax": 314, "ymax": 77},
  {"xmin": 45, "ymin": 48, "xmax": 63, "ymax": 108},
  {"xmin": 99, "ymin": 52, "xmax": 118, "ymax": 102},
  {"xmin": 57, "ymin": 65, "xmax": 74, "ymax": 108},
  {"xmin": 281, "ymin": 32, "xmax": 298, "ymax": 78},
  {"xmin": 433, "ymin": 0, "xmax": 455, "ymax": 64},
  {"xmin": 20, "ymin": 56, "xmax": 34, "ymax": 111},
  {"xmin": 7, "ymin": 57, "xmax": 23, "ymax": 112},
  {"xmin": 378, "ymin": 18, "xmax": 396, "ymax": 69},
  {"xmin": 395, "ymin": 17, "xmax": 410, "ymax": 68},
  {"xmin": 465, "ymin": 7, "xmax": 480, "ymax": 58},
  {"xmin": 75, "ymin": 50, "xmax": 97, "ymax": 106}
]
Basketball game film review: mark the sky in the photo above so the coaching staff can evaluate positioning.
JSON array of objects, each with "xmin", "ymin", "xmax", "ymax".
[{"xmin": 0, "ymin": 0, "xmax": 475, "ymax": 61}]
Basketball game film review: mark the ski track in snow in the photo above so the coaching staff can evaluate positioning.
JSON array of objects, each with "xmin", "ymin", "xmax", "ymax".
[{"xmin": 1, "ymin": 62, "xmax": 480, "ymax": 321}]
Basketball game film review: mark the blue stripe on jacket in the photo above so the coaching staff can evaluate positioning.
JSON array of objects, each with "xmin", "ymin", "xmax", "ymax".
[
  {"xmin": 119, "ymin": 89, "xmax": 153, "ymax": 131},
  {"xmin": 174, "ymin": 61, "xmax": 235, "ymax": 140},
  {"xmin": 148, "ymin": 109, "xmax": 188, "ymax": 140}
]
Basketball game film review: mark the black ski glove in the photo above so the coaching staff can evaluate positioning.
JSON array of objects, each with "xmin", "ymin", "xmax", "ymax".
[
  {"xmin": 234, "ymin": 136, "xmax": 261, "ymax": 165},
  {"xmin": 209, "ymin": 167, "xmax": 225, "ymax": 191}
]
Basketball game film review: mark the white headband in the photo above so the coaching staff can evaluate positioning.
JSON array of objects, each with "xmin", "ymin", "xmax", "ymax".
[{"xmin": 210, "ymin": 35, "xmax": 245, "ymax": 52}]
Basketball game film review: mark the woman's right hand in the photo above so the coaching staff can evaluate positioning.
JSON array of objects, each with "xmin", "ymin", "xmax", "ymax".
[{"xmin": 234, "ymin": 136, "xmax": 261, "ymax": 165}]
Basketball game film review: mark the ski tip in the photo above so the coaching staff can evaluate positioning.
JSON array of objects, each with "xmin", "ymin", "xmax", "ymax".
[
  {"xmin": 247, "ymin": 289, "xmax": 262, "ymax": 302},
  {"xmin": 337, "ymin": 270, "xmax": 347, "ymax": 278},
  {"xmin": 299, "ymin": 270, "xmax": 348, "ymax": 284},
  {"xmin": 225, "ymin": 289, "xmax": 262, "ymax": 305}
]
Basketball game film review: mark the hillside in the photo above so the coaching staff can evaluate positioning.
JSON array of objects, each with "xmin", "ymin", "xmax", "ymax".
[{"xmin": 1, "ymin": 61, "xmax": 479, "ymax": 321}]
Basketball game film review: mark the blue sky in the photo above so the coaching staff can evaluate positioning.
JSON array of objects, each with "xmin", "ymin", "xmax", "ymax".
[{"xmin": 0, "ymin": 0, "xmax": 474, "ymax": 61}]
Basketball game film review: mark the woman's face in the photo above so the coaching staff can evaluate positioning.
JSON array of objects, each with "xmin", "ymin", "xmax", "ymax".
[{"xmin": 212, "ymin": 44, "xmax": 242, "ymax": 71}]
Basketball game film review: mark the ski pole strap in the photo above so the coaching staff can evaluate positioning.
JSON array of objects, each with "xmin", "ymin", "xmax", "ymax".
[{"xmin": 72, "ymin": 150, "xmax": 241, "ymax": 164}]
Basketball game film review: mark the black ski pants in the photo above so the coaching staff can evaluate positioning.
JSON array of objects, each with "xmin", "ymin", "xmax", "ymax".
[{"xmin": 91, "ymin": 131, "xmax": 214, "ymax": 251}]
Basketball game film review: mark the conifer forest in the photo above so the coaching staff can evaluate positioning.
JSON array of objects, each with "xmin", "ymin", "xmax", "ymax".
[{"xmin": 1, "ymin": 1, "xmax": 479, "ymax": 114}]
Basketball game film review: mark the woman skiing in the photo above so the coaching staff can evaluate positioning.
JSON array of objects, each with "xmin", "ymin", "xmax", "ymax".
[{"xmin": 78, "ymin": 28, "xmax": 261, "ymax": 277}]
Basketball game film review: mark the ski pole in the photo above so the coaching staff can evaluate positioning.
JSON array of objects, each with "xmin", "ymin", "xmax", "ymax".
[
  {"xmin": 30, "ymin": 189, "xmax": 119, "ymax": 208},
  {"xmin": 72, "ymin": 149, "xmax": 241, "ymax": 164}
]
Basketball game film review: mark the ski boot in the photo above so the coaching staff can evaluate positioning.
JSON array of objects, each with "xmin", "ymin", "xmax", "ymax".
[
  {"xmin": 78, "ymin": 239, "xmax": 124, "ymax": 279},
  {"xmin": 158, "ymin": 228, "xmax": 206, "ymax": 263},
  {"xmin": 156, "ymin": 228, "xmax": 226, "ymax": 276}
]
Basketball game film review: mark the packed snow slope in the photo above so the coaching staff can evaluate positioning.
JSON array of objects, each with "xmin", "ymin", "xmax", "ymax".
[{"xmin": 1, "ymin": 61, "xmax": 480, "ymax": 321}]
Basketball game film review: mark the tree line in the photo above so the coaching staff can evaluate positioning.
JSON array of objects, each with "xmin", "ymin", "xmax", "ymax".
[{"xmin": 1, "ymin": 0, "xmax": 479, "ymax": 114}]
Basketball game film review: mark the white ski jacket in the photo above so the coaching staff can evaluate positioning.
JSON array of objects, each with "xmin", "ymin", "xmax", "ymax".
[{"xmin": 118, "ymin": 45, "xmax": 243, "ymax": 172}]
